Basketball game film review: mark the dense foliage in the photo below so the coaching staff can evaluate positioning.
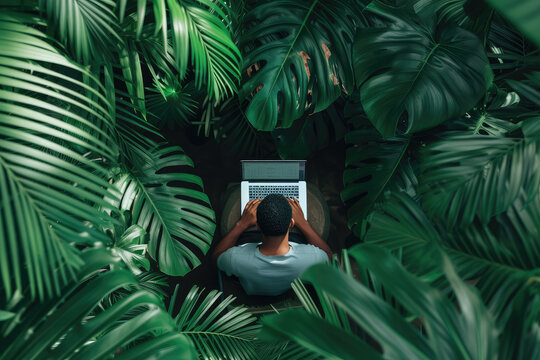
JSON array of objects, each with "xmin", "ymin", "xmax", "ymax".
[{"xmin": 1, "ymin": 0, "xmax": 540, "ymax": 359}]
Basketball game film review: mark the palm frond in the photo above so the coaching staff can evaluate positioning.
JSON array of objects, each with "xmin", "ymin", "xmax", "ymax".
[
  {"xmin": 0, "ymin": 13, "xmax": 119, "ymax": 301},
  {"xmin": 215, "ymin": 96, "xmax": 266, "ymax": 157},
  {"xmin": 364, "ymin": 191, "xmax": 540, "ymax": 317},
  {"xmin": 487, "ymin": 19, "xmax": 540, "ymax": 81},
  {"xmin": 147, "ymin": 77, "xmax": 199, "ymax": 129},
  {"xmin": 166, "ymin": 0, "xmax": 241, "ymax": 101},
  {"xmin": 39, "ymin": 0, "xmax": 123, "ymax": 64},
  {"xmin": 170, "ymin": 285, "xmax": 260, "ymax": 360},
  {"xmin": 419, "ymin": 117, "xmax": 540, "ymax": 226},
  {"xmin": 261, "ymin": 244, "xmax": 504, "ymax": 360},
  {"xmin": 0, "ymin": 248, "xmax": 197, "ymax": 360},
  {"xmin": 106, "ymin": 145, "xmax": 215, "ymax": 276}
]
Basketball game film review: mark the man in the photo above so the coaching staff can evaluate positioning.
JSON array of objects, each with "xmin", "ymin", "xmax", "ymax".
[{"xmin": 212, "ymin": 194, "xmax": 331, "ymax": 296}]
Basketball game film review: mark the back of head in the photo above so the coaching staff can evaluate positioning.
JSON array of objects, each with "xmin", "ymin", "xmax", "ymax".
[{"xmin": 256, "ymin": 194, "xmax": 292, "ymax": 236}]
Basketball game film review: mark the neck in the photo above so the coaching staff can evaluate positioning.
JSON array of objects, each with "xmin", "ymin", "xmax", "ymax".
[{"xmin": 258, "ymin": 232, "xmax": 290, "ymax": 255}]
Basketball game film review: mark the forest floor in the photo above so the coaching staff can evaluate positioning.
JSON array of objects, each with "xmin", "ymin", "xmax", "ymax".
[{"xmin": 165, "ymin": 128, "xmax": 351, "ymax": 307}]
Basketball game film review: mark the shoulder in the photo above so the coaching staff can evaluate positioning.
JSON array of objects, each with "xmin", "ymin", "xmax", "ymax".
[
  {"xmin": 291, "ymin": 243, "xmax": 328, "ymax": 260},
  {"xmin": 217, "ymin": 243, "xmax": 258, "ymax": 267},
  {"xmin": 218, "ymin": 243, "xmax": 260, "ymax": 275}
]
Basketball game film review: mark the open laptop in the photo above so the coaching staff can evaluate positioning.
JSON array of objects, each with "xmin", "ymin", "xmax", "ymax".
[{"xmin": 241, "ymin": 160, "xmax": 307, "ymax": 220}]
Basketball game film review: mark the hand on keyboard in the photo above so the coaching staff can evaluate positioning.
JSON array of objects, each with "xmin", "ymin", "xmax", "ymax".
[
  {"xmin": 239, "ymin": 199, "xmax": 262, "ymax": 228},
  {"xmin": 288, "ymin": 197, "xmax": 307, "ymax": 228}
]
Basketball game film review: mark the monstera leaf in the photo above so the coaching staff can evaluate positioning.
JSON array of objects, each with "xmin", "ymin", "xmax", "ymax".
[
  {"xmin": 238, "ymin": 0, "xmax": 357, "ymax": 131},
  {"xmin": 108, "ymin": 145, "xmax": 215, "ymax": 276},
  {"xmin": 354, "ymin": 6, "xmax": 493, "ymax": 137}
]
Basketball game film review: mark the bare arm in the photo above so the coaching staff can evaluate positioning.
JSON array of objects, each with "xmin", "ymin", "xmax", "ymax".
[
  {"xmin": 289, "ymin": 198, "xmax": 332, "ymax": 259},
  {"xmin": 212, "ymin": 199, "xmax": 261, "ymax": 263}
]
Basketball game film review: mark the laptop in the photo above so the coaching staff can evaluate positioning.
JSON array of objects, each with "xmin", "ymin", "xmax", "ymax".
[{"xmin": 241, "ymin": 160, "xmax": 307, "ymax": 220}]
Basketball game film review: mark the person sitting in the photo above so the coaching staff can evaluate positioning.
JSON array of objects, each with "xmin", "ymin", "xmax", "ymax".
[{"xmin": 212, "ymin": 194, "xmax": 331, "ymax": 296}]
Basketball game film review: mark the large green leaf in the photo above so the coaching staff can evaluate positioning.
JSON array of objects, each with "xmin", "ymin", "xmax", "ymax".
[
  {"xmin": 341, "ymin": 129, "xmax": 410, "ymax": 230},
  {"xmin": 419, "ymin": 116, "xmax": 540, "ymax": 225},
  {"xmin": 413, "ymin": 0, "xmax": 494, "ymax": 41},
  {"xmin": 170, "ymin": 285, "xmax": 260, "ymax": 360},
  {"xmin": 0, "ymin": 13, "xmax": 119, "ymax": 301},
  {"xmin": 166, "ymin": 0, "xmax": 241, "ymax": 101},
  {"xmin": 0, "ymin": 248, "xmax": 197, "ymax": 360},
  {"xmin": 484, "ymin": 0, "xmax": 540, "ymax": 48},
  {"xmin": 364, "ymin": 192, "xmax": 540, "ymax": 317},
  {"xmin": 147, "ymin": 77, "xmax": 199, "ymax": 129},
  {"xmin": 354, "ymin": 5, "xmax": 493, "ymax": 137},
  {"xmin": 260, "ymin": 309, "xmax": 383, "ymax": 360},
  {"xmin": 348, "ymin": 245, "xmax": 498, "ymax": 360},
  {"xmin": 260, "ymin": 243, "xmax": 503, "ymax": 359},
  {"xmin": 238, "ymin": 0, "xmax": 357, "ymax": 130},
  {"xmin": 39, "ymin": 0, "xmax": 123, "ymax": 64},
  {"xmin": 108, "ymin": 145, "xmax": 216, "ymax": 276}
]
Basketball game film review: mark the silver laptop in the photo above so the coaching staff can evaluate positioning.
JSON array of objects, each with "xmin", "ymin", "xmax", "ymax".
[{"xmin": 241, "ymin": 160, "xmax": 307, "ymax": 220}]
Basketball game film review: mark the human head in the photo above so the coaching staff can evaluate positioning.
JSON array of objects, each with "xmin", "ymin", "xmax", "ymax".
[{"xmin": 256, "ymin": 194, "xmax": 292, "ymax": 237}]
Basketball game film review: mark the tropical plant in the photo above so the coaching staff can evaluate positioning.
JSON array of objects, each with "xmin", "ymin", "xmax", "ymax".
[
  {"xmin": 3, "ymin": 0, "xmax": 540, "ymax": 358},
  {"xmin": 0, "ymin": 1, "xmax": 257, "ymax": 359},
  {"xmin": 237, "ymin": 0, "xmax": 357, "ymax": 131},
  {"xmin": 259, "ymin": 244, "xmax": 540, "ymax": 359},
  {"xmin": 0, "ymin": 248, "xmax": 198, "ymax": 360},
  {"xmin": 169, "ymin": 285, "xmax": 260, "ymax": 360}
]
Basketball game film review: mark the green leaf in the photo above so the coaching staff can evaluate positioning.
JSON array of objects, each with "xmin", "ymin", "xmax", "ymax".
[
  {"xmin": 419, "ymin": 117, "xmax": 540, "ymax": 225},
  {"xmin": 341, "ymin": 129, "xmax": 409, "ymax": 230},
  {"xmin": 238, "ymin": 0, "xmax": 356, "ymax": 130},
  {"xmin": 414, "ymin": 0, "xmax": 494, "ymax": 40},
  {"xmin": 364, "ymin": 191, "xmax": 540, "ymax": 318},
  {"xmin": 354, "ymin": 6, "xmax": 493, "ymax": 136},
  {"xmin": 260, "ymin": 309, "xmax": 383, "ymax": 360},
  {"xmin": 484, "ymin": 0, "xmax": 540, "ymax": 48},
  {"xmin": 0, "ymin": 248, "xmax": 197, "ymax": 360},
  {"xmin": 39, "ymin": 0, "xmax": 123, "ymax": 64},
  {"xmin": 166, "ymin": 0, "xmax": 241, "ymax": 101},
  {"xmin": 0, "ymin": 311, "xmax": 15, "ymax": 321},
  {"xmin": 300, "ymin": 261, "xmax": 433, "ymax": 360},
  {"xmin": 108, "ymin": 145, "xmax": 216, "ymax": 276},
  {"xmin": 215, "ymin": 96, "xmax": 265, "ymax": 157},
  {"xmin": 171, "ymin": 285, "xmax": 260, "ymax": 360},
  {"xmin": 348, "ymin": 245, "xmax": 498, "ymax": 360},
  {"xmin": 0, "ymin": 13, "xmax": 119, "ymax": 301},
  {"xmin": 147, "ymin": 77, "xmax": 199, "ymax": 129}
]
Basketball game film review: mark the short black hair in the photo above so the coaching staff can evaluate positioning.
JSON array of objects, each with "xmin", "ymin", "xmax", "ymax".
[{"xmin": 256, "ymin": 194, "xmax": 292, "ymax": 236}]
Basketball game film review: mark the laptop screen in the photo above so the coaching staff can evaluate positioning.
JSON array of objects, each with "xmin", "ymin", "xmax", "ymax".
[{"xmin": 242, "ymin": 160, "xmax": 305, "ymax": 181}]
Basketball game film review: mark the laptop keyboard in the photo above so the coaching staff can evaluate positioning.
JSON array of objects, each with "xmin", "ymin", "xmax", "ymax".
[{"xmin": 249, "ymin": 185, "xmax": 299, "ymax": 200}]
